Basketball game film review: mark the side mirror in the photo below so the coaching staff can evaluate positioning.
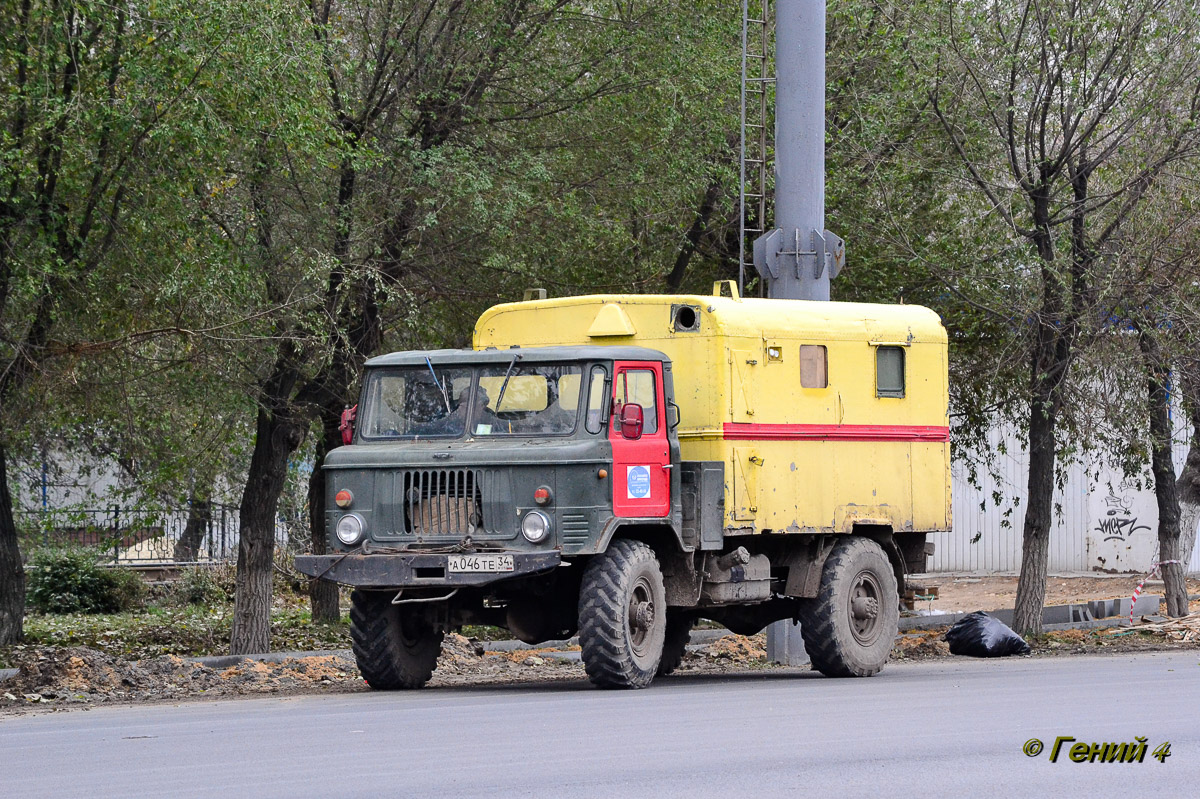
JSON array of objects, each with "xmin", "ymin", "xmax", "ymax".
[
  {"xmin": 618, "ymin": 403, "xmax": 644, "ymax": 440},
  {"xmin": 339, "ymin": 404, "xmax": 358, "ymax": 445}
]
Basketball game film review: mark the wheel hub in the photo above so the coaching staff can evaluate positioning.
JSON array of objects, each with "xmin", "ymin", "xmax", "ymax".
[
  {"xmin": 628, "ymin": 576, "xmax": 657, "ymax": 653},
  {"xmin": 632, "ymin": 599, "xmax": 655, "ymax": 631},
  {"xmin": 851, "ymin": 595, "xmax": 879, "ymax": 621},
  {"xmin": 848, "ymin": 570, "xmax": 884, "ymax": 646}
]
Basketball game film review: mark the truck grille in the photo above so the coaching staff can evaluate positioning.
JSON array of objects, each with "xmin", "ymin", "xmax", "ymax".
[{"xmin": 400, "ymin": 469, "xmax": 492, "ymax": 536}]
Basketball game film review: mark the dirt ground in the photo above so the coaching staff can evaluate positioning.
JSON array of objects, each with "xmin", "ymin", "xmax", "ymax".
[
  {"xmin": 0, "ymin": 633, "xmax": 775, "ymax": 715},
  {"xmin": 909, "ymin": 573, "xmax": 1200, "ymax": 613},
  {"xmin": 3, "ymin": 575, "xmax": 1197, "ymax": 716}
]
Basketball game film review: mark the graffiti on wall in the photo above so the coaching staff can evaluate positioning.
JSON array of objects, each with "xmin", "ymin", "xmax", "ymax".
[{"xmin": 1095, "ymin": 492, "xmax": 1151, "ymax": 542}]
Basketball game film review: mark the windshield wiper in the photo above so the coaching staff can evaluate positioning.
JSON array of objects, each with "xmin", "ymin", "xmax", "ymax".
[
  {"xmin": 495, "ymin": 353, "xmax": 522, "ymax": 412},
  {"xmin": 425, "ymin": 356, "xmax": 452, "ymax": 414}
]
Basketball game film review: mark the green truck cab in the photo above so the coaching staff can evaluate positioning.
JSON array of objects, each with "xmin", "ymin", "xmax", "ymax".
[{"xmin": 297, "ymin": 346, "xmax": 697, "ymax": 689}]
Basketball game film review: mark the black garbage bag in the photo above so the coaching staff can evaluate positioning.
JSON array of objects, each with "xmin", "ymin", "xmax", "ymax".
[{"xmin": 944, "ymin": 612, "xmax": 1031, "ymax": 657}]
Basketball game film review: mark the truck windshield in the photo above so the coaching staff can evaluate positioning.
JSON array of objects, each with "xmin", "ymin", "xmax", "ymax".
[
  {"xmin": 358, "ymin": 363, "xmax": 583, "ymax": 439},
  {"xmin": 477, "ymin": 364, "xmax": 581, "ymax": 435},
  {"xmin": 359, "ymin": 367, "xmax": 473, "ymax": 438}
]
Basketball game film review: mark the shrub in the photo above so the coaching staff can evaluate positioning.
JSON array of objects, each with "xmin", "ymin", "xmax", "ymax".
[
  {"xmin": 26, "ymin": 547, "xmax": 147, "ymax": 614},
  {"xmin": 171, "ymin": 566, "xmax": 229, "ymax": 606},
  {"xmin": 108, "ymin": 567, "xmax": 149, "ymax": 611}
]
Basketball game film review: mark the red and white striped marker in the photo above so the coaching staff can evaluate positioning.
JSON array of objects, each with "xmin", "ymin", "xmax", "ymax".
[{"xmin": 1129, "ymin": 560, "xmax": 1183, "ymax": 623}]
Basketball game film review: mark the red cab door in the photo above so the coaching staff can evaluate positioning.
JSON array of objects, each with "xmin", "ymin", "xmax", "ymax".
[{"xmin": 609, "ymin": 361, "xmax": 670, "ymax": 517}]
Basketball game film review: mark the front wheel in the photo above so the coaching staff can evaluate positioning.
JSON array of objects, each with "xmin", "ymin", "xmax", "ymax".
[
  {"xmin": 578, "ymin": 539, "xmax": 667, "ymax": 689},
  {"xmin": 796, "ymin": 537, "xmax": 899, "ymax": 677},
  {"xmin": 350, "ymin": 590, "xmax": 444, "ymax": 689}
]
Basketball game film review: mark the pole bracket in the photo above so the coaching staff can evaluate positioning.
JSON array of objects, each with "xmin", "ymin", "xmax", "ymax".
[{"xmin": 753, "ymin": 228, "xmax": 845, "ymax": 284}]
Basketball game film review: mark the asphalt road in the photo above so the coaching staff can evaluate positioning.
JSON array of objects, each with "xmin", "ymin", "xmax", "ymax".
[{"xmin": 3, "ymin": 651, "xmax": 1198, "ymax": 799}]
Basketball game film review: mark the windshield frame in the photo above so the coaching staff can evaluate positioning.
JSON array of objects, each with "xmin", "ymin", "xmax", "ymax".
[{"xmin": 356, "ymin": 361, "xmax": 592, "ymax": 441}]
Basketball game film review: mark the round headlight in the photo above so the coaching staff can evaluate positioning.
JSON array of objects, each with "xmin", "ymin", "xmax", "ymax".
[
  {"xmin": 335, "ymin": 513, "xmax": 365, "ymax": 545},
  {"xmin": 521, "ymin": 510, "xmax": 551, "ymax": 543}
]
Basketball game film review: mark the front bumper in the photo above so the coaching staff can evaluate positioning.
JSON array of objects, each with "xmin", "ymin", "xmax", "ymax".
[{"xmin": 294, "ymin": 551, "xmax": 562, "ymax": 588}]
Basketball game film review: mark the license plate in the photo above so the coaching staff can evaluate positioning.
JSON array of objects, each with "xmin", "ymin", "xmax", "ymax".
[{"xmin": 447, "ymin": 554, "xmax": 514, "ymax": 573}]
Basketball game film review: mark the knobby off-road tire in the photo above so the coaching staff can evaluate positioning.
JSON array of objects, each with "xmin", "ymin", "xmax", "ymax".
[
  {"xmin": 578, "ymin": 539, "xmax": 667, "ymax": 689},
  {"xmin": 350, "ymin": 590, "xmax": 444, "ymax": 689},
  {"xmin": 656, "ymin": 612, "xmax": 694, "ymax": 677},
  {"xmin": 797, "ymin": 537, "xmax": 899, "ymax": 677}
]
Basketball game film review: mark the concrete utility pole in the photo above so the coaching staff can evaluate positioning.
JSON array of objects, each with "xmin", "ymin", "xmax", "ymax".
[
  {"xmin": 759, "ymin": 0, "xmax": 843, "ymax": 664},
  {"xmin": 752, "ymin": 0, "xmax": 843, "ymax": 301}
]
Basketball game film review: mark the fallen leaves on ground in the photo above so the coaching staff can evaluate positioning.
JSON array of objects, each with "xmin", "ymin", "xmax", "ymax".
[
  {"xmin": 0, "ymin": 646, "xmax": 364, "ymax": 710},
  {"xmin": 5, "ymin": 613, "xmax": 1198, "ymax": 715}
]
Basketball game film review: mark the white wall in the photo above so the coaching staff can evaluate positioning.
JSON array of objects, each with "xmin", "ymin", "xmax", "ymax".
[{"xmin": 931, "ymin": 423, "xmax": 1200, "ymax": 575}]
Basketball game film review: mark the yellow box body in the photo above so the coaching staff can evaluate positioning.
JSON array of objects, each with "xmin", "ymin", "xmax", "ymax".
[{"xmin": 474, "ymin": 285, "xmax": 951, "ymax": 536}]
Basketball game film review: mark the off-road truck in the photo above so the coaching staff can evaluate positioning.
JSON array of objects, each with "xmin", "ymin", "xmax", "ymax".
[{"xmin": 296, "ymin": 284, "xmax": 949, "ymax": 689}]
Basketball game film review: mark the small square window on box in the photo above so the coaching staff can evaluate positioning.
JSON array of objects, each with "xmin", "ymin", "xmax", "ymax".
[
  {"xmin": 876, "ymin": 346, "xmax": 905, "ymax": 398},
  {"xmin": 800, "ymin": 345, "xmax": 827, "ymax": 388}
]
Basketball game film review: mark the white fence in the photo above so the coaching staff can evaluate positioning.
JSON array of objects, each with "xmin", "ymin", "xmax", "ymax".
[{"xmin": 932, "ymin": 424, "xmax": 1200, "ymax": 575}]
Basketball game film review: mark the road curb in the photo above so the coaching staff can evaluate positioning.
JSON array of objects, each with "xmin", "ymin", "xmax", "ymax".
[{"xmin": 900, "ymin": 614, "xmax": 1132, "ymax": 633}]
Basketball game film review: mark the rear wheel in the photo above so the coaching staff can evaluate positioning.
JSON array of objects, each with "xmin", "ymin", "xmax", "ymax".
[
  {"xmin": 350, "ymin": 590, "xmax": 444, "ymax": 689},
  {"xmin": 656, "ymin": 611, "xmax": 694, "ymax": 677},
  {"xmin": 796, "ymin": 537, "xmax": 898, "ymax": 677},
  {"xmin": 578, "ymin": 539, "xmax": 666, "ymax": 689}
]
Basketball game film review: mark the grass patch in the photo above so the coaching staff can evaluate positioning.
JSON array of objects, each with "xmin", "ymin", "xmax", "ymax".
[{"xmin": 0, "ymin": 602, "xmax": 352, "ymax": 669}]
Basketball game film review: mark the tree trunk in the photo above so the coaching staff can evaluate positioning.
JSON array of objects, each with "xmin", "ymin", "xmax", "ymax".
[
  {"xmin": 306, "ymin": 409, "xmax": 342, "ymax": 623},
  {"xmin": 1139, "ymin": 331, "xmax": 1188, "ymax": 616},
  {"xmin": 0, "ymin": 444, "xmax": 25, "ymax": 645},
  {"xmin": 230, "ymin": 392, "xmax": 306, "ymax": 655},
  {"xmin": 665, "ymin": 180, "xmax": 723, "ymax": 292},
  {"xmin": 173, "ymin": 496, "xmax": 211, "ymax": 563},
  {"xmin": 1013, "ymin": 381, "xmax": 1057, "ymax": 635}
]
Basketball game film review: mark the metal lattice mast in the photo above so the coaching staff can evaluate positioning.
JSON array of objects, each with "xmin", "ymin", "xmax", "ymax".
[{"xmin": 738, "ymin": 0, "xmax": 772, "ymax": 297}]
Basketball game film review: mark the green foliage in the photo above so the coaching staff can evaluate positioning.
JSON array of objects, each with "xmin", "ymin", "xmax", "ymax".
[
  {"xmin": 1, "ymin": 604, "xmax": 349, "ymax": 666},
  {"xmin": 25, "ymin": 548, "xmax": 147, "ymax": 614},
  {"xmin": 170, "ymin": 566, "xmax": 232, "ymax": 607}
]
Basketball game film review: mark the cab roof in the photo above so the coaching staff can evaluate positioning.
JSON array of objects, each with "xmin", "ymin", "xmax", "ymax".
[{"xmin": 365, "ymin": 345, "xmax": 669, "ymax": 368}]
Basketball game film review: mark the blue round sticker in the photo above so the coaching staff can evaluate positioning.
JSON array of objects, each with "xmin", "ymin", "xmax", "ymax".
[{"xmin": 627, "ymin": 465, "xmax": 652, "ymax": 499}]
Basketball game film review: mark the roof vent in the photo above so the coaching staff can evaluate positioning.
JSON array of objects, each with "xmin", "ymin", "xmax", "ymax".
[{"xmin": 587, "ymin": 303, "xmax": 636, "ymax": 338}]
